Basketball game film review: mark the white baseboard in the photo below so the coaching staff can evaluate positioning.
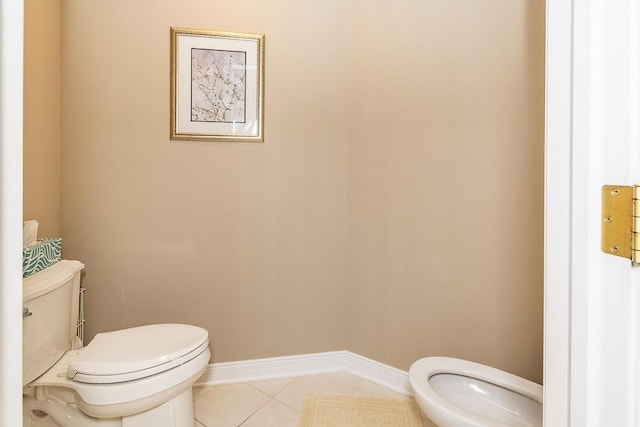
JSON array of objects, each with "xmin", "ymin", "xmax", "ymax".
[
  {"xmin": 194, "ymin": 350, "xmax": 412, "ymax": 396},
  {"xmin": 343, "ymin": 351, "xmax": 412, "ymax": 396}
]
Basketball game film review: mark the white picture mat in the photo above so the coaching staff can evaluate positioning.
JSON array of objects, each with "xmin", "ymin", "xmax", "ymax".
[{"xmin": 175, "ymin": 34, "xmax": 259, "ymax": 137}]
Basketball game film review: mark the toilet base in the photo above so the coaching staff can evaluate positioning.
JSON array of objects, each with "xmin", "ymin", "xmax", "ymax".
[
  {"xmin": 123, "ymin": 388, "xmax": 194, "ymax": 427},
  {"xmin": 24, "ymin": 388, "xmax": 195, "ymax": 427}
]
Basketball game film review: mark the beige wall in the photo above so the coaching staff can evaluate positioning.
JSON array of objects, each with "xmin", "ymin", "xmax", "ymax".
[
  {"xmin": 51, "ymin": 0, "xmax": 544, "ymax": 381},
  {"xmin": 24, "ymin": 0, "xmax": 61, "ymax": 237},
  {"xmin": 346, "ymin": 1, "xmax": 545, "ymax": 382},
  {"xmin": 59, "ymin": 0, "xmax": 350, "ymax": 362}
]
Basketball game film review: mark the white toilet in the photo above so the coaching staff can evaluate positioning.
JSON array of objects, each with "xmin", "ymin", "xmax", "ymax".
[
  {"xmin": 22, "ymin": 260, "xmax": 211, "ymax": 427},
  {"xmin": 409, "ymin": 357, "xmax": 542, "ymax": 427}
]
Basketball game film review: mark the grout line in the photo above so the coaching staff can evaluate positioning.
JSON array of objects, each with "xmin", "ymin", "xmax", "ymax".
[
  {"xmin": 193, "ymin": 372, "xmax": 413, "ymax": 427},
  {"xmin": 272, "ymin": 396, "xmax": 300, "ymax": 414},
  {"xmin": 236, "ymin": 396, "xmax": 273, "ymax": 427},
  {"xmin": 269, "ymin": 376, "xmax": 302, "ymax": 413},
  {"xmin": 245, "ymin": 377, "xmax": 295, "ymax": 398}
]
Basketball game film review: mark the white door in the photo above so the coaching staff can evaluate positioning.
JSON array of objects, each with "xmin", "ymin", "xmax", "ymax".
[{"xmin": 546, "ymin": 0, "xmax": 640, "ymax": 425}]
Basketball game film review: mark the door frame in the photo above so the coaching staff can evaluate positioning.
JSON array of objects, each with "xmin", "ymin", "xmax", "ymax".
[
  {"xmin": 544, "ymin": 0, "xmax": 572, "ymax": 423},
  {"xmin": 0, "ymin": 0, "xmax": 24, "ymax": 425},
  {"xmin": 545, "ymin": 0, "xmax": 640, "ymax": 425}
]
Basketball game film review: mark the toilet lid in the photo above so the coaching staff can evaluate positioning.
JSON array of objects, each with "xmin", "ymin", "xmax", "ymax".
[{"xmin": 67, "ymin": 324, "xmax": 209, "ymax": 384}]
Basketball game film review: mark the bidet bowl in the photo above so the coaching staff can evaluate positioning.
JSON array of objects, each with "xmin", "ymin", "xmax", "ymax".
[{"xmin": 409, "ymin": 357, "xmax": 542, "ymax": 427}]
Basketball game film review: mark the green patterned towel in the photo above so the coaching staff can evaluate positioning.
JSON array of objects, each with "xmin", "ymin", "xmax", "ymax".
[{"xmin": 23, "ymin": 238, "xmax": 62, "ymax": 278}]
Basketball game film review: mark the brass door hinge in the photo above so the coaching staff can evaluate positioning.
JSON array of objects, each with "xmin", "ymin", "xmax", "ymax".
[{"xmin": 601, "ymin": 185, "xmax": 640, "ymax": 263}]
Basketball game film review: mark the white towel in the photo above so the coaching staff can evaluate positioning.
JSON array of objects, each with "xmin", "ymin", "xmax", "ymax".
[{"xmin": 23, "ymin": 220, "xmax": 39, "ymax": 247}]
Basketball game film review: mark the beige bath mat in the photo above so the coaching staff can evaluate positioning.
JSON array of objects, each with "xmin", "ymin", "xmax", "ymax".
[{"xmin": 298, "ymin": 393, "xmax": 424, "ymax": 427}]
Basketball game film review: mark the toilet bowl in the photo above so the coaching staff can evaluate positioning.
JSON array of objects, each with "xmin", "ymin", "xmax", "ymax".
[
  {"xmin": 22, "ymin": 260, "xmax": 211, "ymax": 427},
  {"xmin": 409, "ymin": 357, "xmax": 542, "ymax": 427}
]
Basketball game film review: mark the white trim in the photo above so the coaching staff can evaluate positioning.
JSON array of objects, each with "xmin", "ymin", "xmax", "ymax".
[
  {"xmin": 194, "ymin": 351, "xmax": 412, "ymax": 396},
  {"xmin": 546, "ymin": 0, "xmax": 640, "ymax": 425},
  {"xmin": 544, "ymin": 0, "xmax": 572, "ymax": 422},
  {"xmin": 0, "ymin": 0, "xmax": 24, "ymax": 426},
  {"xmin": 195, "ymin": 351, "xmax": 345, "ymax": 385},
  {"xmin": 343, "ymin": 351, "xmax": 411, "ymax": 396}
]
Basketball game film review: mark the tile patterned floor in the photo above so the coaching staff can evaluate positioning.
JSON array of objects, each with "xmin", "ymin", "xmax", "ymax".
[{"xmin": 192, "ymin": 371, "xmax": 437, "ymax": 427}]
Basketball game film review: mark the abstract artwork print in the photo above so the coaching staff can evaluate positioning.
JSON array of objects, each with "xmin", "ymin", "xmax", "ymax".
[{"xmin": 191, "ymin": 48, "xmax": 246, "ymax": 124}]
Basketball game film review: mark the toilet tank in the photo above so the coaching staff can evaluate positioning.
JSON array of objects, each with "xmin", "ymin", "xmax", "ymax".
[{"xmin": 23, "ymin": 260, "xmax": 84, "ymax": 386}]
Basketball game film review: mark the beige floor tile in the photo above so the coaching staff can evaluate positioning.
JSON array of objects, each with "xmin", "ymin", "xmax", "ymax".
[
  {"xmin": 325, "ymin": 370, "xmax": 363, "ymax": 387},
  {"xmin": 349, "ymin": 377, "xmax": 411, "ymax": 400},
  {"xmin": 194, "ymin": 383, "xmax": 270, "ymax": 427},
  {"xmin": 192, "ymin": 386, "xmax": 215, "ymax": 401},
  {"xmin": 274, "ymin": 374, "xmax": 354, "ymax": 412},
  {"xmin": 239, "ymin": 399, "xmax": 299, "ymax": 427},
  {"xmin": 191, "ymin": 373, "xmax": 431, "ymax": 427},
  {"xmin": 327, "ymin": 371, "xmax": 411, "ymax": 399},
  {"xmin": 248, "ymin": 377, "xmax": 295, "ymax": 397}
]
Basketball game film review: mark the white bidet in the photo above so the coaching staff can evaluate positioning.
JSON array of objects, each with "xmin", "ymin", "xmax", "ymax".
[{"xmin": 409, "ymin": 357, "xmax": 542, "ymax": 427}]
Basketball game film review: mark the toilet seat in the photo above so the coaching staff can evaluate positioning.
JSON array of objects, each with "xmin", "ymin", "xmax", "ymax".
[
  {"xmin": 68, "ymin": 324, "xmax": 209, "ymax": 383},
  {"xmin": 26, "ymin": 324, "xmax": 211, "ymax": 419}
]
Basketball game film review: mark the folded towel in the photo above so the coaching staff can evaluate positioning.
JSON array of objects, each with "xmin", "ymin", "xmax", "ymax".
[{"xmin": 23, "ymin": 220, "xmax": 39, "ymax": 247}]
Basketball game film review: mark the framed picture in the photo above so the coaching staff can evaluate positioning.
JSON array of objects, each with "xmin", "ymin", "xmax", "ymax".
[{"xmin": 170, "ymin": 27, "xmax": 265, "ymax": 142}]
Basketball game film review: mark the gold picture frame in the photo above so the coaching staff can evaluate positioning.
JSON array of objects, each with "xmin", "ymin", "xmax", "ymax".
[{"xmin": 170, "ymin": 27, "xmax": 265, "ymax": 142}]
